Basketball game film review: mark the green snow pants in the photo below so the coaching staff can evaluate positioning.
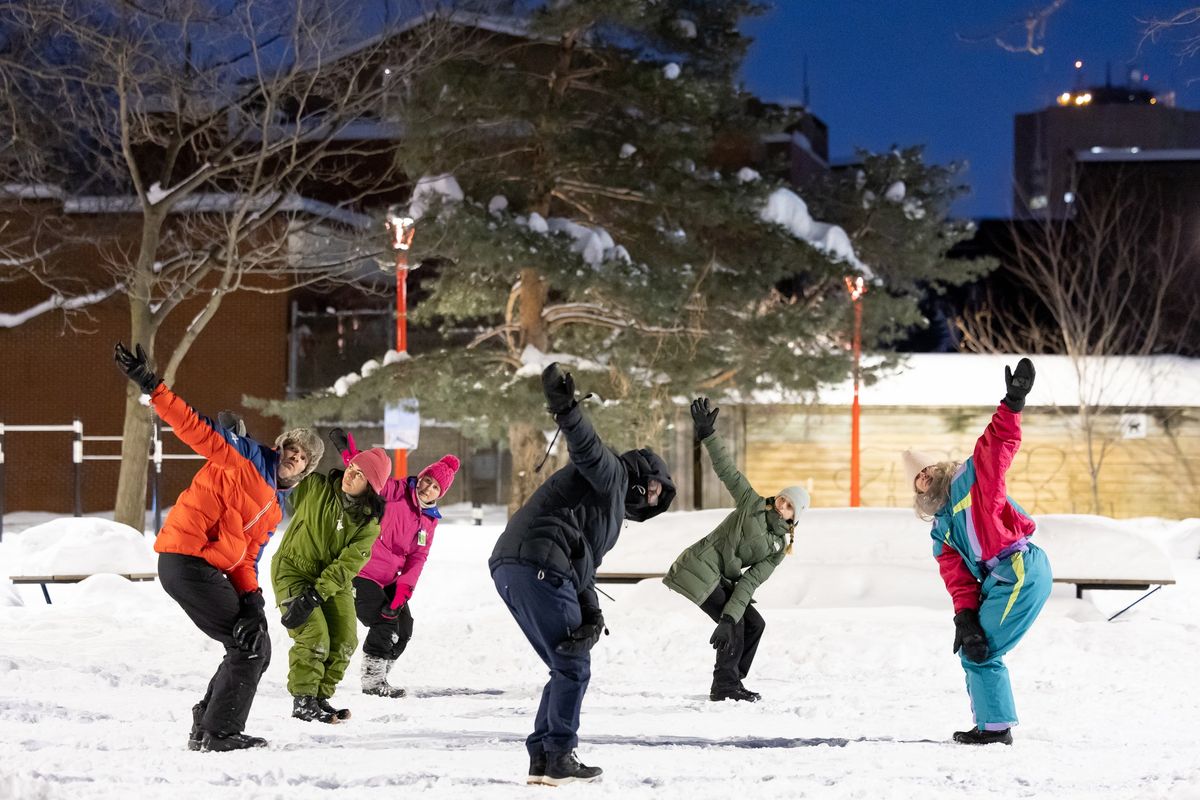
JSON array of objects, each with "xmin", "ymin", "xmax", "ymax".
[{"xmin": 280, "ymin": 588, "xmax": 359, "ymax": 699}]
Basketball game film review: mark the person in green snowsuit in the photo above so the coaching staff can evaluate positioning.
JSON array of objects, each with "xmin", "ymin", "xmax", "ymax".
[
  {"xmin": 272, "ymin": 447, "xmax": 388, "ymax": 723},
  {"xmin": 663, "ymin": 398, "xmax": 810, "ymax": 702}
]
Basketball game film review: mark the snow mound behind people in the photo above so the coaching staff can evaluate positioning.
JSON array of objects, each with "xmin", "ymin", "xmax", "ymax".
[{"xmin": 13, "ymin": 517, "xmax": 156, "ymax": 577}]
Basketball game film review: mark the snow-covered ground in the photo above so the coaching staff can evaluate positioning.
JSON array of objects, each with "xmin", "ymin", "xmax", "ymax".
[{"xmin": 2, "ymin": 505, "xmax": 1199, "ymax": 800}]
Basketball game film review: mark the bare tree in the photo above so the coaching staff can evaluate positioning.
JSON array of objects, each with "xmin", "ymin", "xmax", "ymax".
[
  {"xmin": 0, "ymin": 0, "xmax": 465, "ymax": 527},
  {"xmin": 957, "ymin": 0, "xmax": 1069, "ymax": 56},
  {"xmin": 958, "ymin": 171, "xmax": 1200, "ymax": 513}
]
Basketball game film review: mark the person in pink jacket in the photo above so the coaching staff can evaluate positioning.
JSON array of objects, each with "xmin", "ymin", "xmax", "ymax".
[{"xmin": 330, "ymin": 428, "xmax": 460, "ymax": 698}]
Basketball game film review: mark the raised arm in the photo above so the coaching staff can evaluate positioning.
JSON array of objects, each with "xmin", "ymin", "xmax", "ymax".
[
  {"xmin": 543, "ymin": 363, "xmax": 624, "ymax": 495},
  {"xmin": 692, "ymin": 397, "xmax": 758, "ymax": 507},
  {"xmin": 972, "ymin": 359, "xmax": 1034, "ymax": 516}
]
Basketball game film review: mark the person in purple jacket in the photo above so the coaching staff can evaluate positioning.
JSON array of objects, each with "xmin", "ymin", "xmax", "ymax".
[{"xmin": 330, "ymin": 428, "xmax": 460, "ymax": 698}]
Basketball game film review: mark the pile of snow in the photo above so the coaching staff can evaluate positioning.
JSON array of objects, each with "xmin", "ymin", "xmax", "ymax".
[
  {"xmin": 515, "ymin": 213, "xmax": 632, "ymax": 267},
  {"xmin": 760, "ymin": 187, "xmax": 873, "ymax": 278},
  {"xmin": 407, "ymin": 174, "xmax": 464, "ymax": 220},
  {"xmin": 0, "ymin": 577, "xmax": 21, "ymax": 607},
  {"xmin": 513, "ymin": 345, "xmax": 607, "ymax": 378},
  {"xmin": 10, "ymin": 518, "xmax": 156, "ymax": 577}
]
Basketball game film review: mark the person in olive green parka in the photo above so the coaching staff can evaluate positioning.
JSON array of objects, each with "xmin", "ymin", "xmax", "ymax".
[
  {"xmin": 663, "ymin": 398, "xmax": 810, "ymax": 703},
  {"xmin": 272, "ymin": 447, "xmax": 388, "ymax": 723}
]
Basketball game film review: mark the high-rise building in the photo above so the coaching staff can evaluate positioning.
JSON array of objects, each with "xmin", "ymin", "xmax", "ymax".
[{"xmin": 1013, "ymin": 82, "xmax": 1200, "ymax": 217}]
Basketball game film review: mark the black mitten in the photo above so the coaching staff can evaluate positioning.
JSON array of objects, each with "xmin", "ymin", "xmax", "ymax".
[
  {"xmin": 231, "ymin": 588, "xmax": 267, "ymax": 654},
  {"xmin": 690, "ymin": 397, "xmax": 719, "ymax": 441},
  {"xmin": 541, "ymin": 362, "xmax": 577, "ymax": 416},
  {"xmin": 1002, "ymin": 358, "xmax": 1036, "ymax": 413},
  {"xmin": 113, "ymin": 342, "xmax": 161, "ymax": 394},
  {"xmin": 709, "ymin": 614, "xmax": 736, "ymax": 656},
  {"xmin": 555, "ymin": 608, "xmax": 605, "ymax": 655},
  {"xmin": 952, "ymin": 609, "xmax": 989, "ymax": 663},
  {"xmin": 280, "ymin": 586, "xmax": 322, "ymax": 629}
]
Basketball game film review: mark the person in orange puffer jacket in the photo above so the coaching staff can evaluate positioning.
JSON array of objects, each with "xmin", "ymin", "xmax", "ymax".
[{"xmin": 114, "ymin": 343, "xmax": 324, "ymax": 753}]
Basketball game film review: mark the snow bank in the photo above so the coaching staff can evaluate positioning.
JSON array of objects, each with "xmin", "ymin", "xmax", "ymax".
[
  {"xmin": 0, "ymin": 577, "xmax": 21, "ymax": 607},
  {"xmin": 11, "ymin": 518, "xmax": 156, "ymax": 576}
]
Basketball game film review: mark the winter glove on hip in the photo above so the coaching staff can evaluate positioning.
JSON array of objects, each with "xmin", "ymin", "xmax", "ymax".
[
  {"xmin": 952, "ymin": 609, "xmax": 989, "ymax": 663},
  {"xmin": 114, "ymin": 342, "xmax": 162, "ymax": 395},
  {"xmin": 709, "ymin": 614, "xmax": 737, "ymax": 656},
  {"xmin": 280, "ymin": 586, "xmax": 322, "ymax": 630},
  {"xmin": 690, "ymin": 397, "xmax": 719, "ymax": 441},
  {"xmin": 231, "ymin": 588, "xmax": 268, "ymax": 655},
  {"xmin": 541, "ymin": 362, "xmax": 577, "ymax": 416},
  {"xmin": 1002, "ymin": 358, "xmax": 1036, "ymax": 413},
  {"xmin": 380, "ymin": 586, "xmax": 410, "ymax": 621},
  {"xmin": 328, "ymin": 427, "xmax": 357, "ymax": 466},
  {"xmin": 555, "ymin": 608, "xmax": 605, "ymax": 656}
]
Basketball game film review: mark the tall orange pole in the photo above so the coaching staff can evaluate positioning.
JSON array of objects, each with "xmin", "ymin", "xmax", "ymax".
[
  {"xmin": 387, "ymin": 210, "xmax": 416, "ymax": 478},
  {"xmin": 844, "ymin": 276, "xmax": 867, "ymax": 507}
]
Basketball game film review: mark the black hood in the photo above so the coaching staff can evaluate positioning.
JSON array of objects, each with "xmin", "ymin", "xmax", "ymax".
[{"xmin": 618, "ymin": 447, "xmax": 676, "ymax": 522}]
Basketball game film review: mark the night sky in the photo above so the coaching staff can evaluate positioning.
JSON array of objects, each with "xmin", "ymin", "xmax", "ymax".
[{"xmin": 740, "ymin": 2, "xmax": 1200, "ymax": 219}]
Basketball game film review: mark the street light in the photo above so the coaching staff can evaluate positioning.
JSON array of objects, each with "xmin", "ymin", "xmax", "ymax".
[
  {"xmin": 844, "ymin": 275, "xmax": 867, "ymax": 507},
  {"xmin": 386, "ymin": 205, "xmax": 416, "ymax": 476}
]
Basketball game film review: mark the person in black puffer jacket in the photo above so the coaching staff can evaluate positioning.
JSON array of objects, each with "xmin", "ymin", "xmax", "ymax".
[{"xmin": 490, "ymin": 362, "xmax": 675, "ymax": 787}]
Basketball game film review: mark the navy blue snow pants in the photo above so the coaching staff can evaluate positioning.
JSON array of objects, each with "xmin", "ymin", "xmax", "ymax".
[{"xmin": 492, "ymin": 563, "xmax": 589, "ymax": 758}]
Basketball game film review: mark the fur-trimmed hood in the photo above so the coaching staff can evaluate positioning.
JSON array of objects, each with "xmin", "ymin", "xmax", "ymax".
[{"xmin": 274, "ymin": 428, "xmax": 325, "ymax": 484}]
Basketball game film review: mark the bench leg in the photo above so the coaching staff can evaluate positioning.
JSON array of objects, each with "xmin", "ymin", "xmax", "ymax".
[
  {"xmin": 1107, "ymin": 585, "xmax": 1164, "ymax": 622},
  {"xmin": 40, "ymin": 583, "xmax": 51, "ymax": 605}
]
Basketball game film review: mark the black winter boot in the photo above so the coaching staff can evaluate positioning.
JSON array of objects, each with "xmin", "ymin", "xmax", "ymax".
[
  {"xmin": 317, "ymin": 696, "xmax": 352, "ymax": 721},
  {"xmin": 542, "ymin": 751, "xmax": 602, "ymax": 785},
  {"xmin": 710, "ymin": 685, "xmax": 760, "ymax": 702},
  {"xmin": 187, "ymin": 702, "xmax": 205, "ymax": 751},
  {"xmin": 292, "ymin": 694, "xmax": 338, "ymax": 724},
  {"xmin": 953, "ymin": 727, "xmax": 1012, "ymax": 745},
  {"xmin": 199, "ymin": 731, "xmax": 268, "ymax": 752},
  {"xmin": 527, "ymin": 751, "xmax": 548, "ymax": 785}
]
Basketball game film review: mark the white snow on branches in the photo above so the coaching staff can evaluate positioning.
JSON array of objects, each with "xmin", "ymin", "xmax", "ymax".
[
  {"xmin": 514, "ymin": 345, "xmax": 606, "ymax": 377},
  {"xmin": 488, "ymin": 195, "xmax": 509, "ymax": 215},
  {"xmin": 663, "ymin": 63, "xmax": 681, "ymax": 80},
  {"xmin": 0, "ymin": 285, "xmax": 123, "ymax": 328},
  {"xmin": 760, "ymin": 188, "xmax": 874, "ymax": 279},
  {"xmin": 737, "ymin": 167, "xmax": 761, "ymax": 183},
  {"xmin": 408, "ymin": 175, "xmax": 465, "ymax": 220},
  {"xmin": 884, "ymin": 181, "xmax": 906, "ymax": 202},
  {"xmin": 620, "ymin": 143, "xmax": 637, "ymax": 159},
  {"xmin": 672, "ymin": 18, "xmax": 698, "ymax": 38}
]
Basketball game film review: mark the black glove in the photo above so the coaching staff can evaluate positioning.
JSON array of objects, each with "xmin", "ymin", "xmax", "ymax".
[
  {"xmin": 541, "ymin": 362, "xmax": 577, "ymax": 416},
  {"xmin": 280, "ymin": 586, "xmax": 322, "ymax": 630},
  {"xmin": 690, "ymin": 397, "xmax": 719, "ymax": 441},
  {"xmin": 379, "ymin": 600, "xmax": 400, "ymax": 621},
  {"xmin": 113, "ymin": 342, "xmax": 161, "ymax": 394},
  {"xmin": 952, "ymin": 609, "xmax": 989, "ymax": 663},
  {"xmin": 217, "ymin": 410, "xmax": 246, "ymax": 437},
  {"xmin": 1002, "ymin": 357, "xmax": 1035, "ymax": 413},
  {"xmin": 329, "ymin": 427, "xmax": 350, "ymax": 453},
  {"xmin": 231, "ymin": 588, "xmax": 267, "ymax": 654},
  {"xmin": 709, "ymin": 614, "xmax": 736, "ymax": 656},
  {"xmin": 555, "ymin": 608, "xmax": 605, "ymax": 656}
]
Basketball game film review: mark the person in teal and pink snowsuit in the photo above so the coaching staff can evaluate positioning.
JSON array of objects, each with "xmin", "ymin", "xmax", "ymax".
[
  {"xmin": 903, "ymin": 357, "xmax": 1052, "ymax": 746},
  {"xmin": 329, "ymin": 428, "xmax": 460, "ymax": 698}
]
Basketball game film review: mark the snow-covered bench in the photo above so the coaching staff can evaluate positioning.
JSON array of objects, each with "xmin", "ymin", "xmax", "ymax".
[
  {"xmin": 597, "ymin": 509, "xmax": 1176, "ymax": 621},
  {"xmin": 10, "ymin": 572, "xmax": 158, "ymax": 604}
]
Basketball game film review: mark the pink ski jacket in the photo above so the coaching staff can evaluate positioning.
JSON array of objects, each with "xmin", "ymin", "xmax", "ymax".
[{"xmin": 357, "ymin": 476, "xmax": 441, "ymax": 609}]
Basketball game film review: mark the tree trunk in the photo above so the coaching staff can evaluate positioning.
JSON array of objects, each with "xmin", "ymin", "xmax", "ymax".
[
  {"xmin": 113, "ymin": 298, "xmax": 157, "ymax": 530},
  {"xmin": 508, "ymin": 420, "xmax": 553, "ymax": 515}
]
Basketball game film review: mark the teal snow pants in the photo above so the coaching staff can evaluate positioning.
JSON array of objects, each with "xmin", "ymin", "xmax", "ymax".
[{"xmin": 962, "ymin": 542, "xmax": 1052, "ymax": 731}]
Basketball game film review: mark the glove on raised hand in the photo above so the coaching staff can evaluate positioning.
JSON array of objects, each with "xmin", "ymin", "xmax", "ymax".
[
  {"xmin": 709, "ymin": 614, "xmax": 736, "ymax": 656},
  {"xmin": 280, "ymin": 586, "xmax": 322, "ymax": 630},
  {"xmin": 541, "ymin": 362, "xmax": 577, "ymax": 416},
  {"xmin": 690, "ymin": 397, "xmax": 719, "ymax": 441},
  {"xmin": 328, "ymin": 427, "xmax": 357, "ymax": 466},
  {"xmin": 231, "ymin": 588, "xmax": 268, "ymax": 654},
  {"xmin": 952, "ymin": 609, "xmax": 989, "ymax": 663},
  {"xmin": 1002, "ymin": 358, "xmax": 1036, "ymax": 413},
  {"xmin": 114, "ymin": 342, "xmax": 162, "ymax": 395},
  {"xmin": 217, "ymin": 410, "xmax": 246, "ymax": 437},
  {"xmin": 555, "ymin": 608, "xmax": 605, "ymax": 656}
]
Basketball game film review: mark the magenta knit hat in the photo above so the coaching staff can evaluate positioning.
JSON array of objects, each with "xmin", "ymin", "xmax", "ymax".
[
  {"xmin": 349, "ymin": 448, "xmax": 391, "ymax": 494},
  {"xmin": 418, "ymin": 454, "xmax": 461, "ymax": 497}
]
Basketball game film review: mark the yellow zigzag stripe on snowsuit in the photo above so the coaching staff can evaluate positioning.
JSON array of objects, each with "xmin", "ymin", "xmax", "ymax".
[
  {"xmin": 1000, "ymin": 551, "xmax": 1026, "ymax": 626},
  {"xmin": 945, "ymin": 494, "xmax": 972, "ymax": 542}
]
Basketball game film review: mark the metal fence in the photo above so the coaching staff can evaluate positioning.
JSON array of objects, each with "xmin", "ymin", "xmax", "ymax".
[{"xmin": 0, "ymin": 419, "xmax": 202, "ymax": 541}]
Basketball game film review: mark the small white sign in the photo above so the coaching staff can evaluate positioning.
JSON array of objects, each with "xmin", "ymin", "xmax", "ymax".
[
  {"xmin": 1119, "ymin": 413, "xmax": 1148, "ymax": 440},
  {"xmin": 384, "ymin": 400, "xmax": 420, "ymax": 450}
]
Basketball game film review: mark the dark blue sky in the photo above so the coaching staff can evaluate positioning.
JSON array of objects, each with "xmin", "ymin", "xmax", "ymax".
[{"xmin": 741, "ymin": 2, "xmax": 1200, "ymax": 218}]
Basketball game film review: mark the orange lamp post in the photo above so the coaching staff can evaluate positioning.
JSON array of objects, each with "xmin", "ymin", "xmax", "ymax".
[
  {"xmin": 844, "ymin": 275, "xmax": 867, "ymax": 507},
  {"xmin": 386, "ymin": 206, "xmax": 416, "ymax": 477}
]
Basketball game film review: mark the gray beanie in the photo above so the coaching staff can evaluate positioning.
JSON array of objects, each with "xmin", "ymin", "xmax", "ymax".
[
  {"xmin": 274, "ymin": 428, "xmax": 325, "ymax": 482},
  {"xmin": 777, "ymin": 485, "xmax": 810, "ymax": 517}
]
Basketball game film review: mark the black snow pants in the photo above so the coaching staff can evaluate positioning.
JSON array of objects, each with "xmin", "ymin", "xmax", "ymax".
[
  {"xmin": 157, "ymin": 553, "xmax": 271, "ymax": 736},
  {"xmin": 700, "ymin": 582, "xmax": 765, "ymax": 691},
  {"xmin": 352, "ymin": 576, "xmax": 413, "ymax": 661}
]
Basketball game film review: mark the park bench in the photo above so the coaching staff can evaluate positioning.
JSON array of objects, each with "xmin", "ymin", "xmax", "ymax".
[
  {"xmin": 9, "ymin": 573, "xmax": 158, "ymax": 604},
  {"xmin": 594, "ymin": 572, "xmax": 1176, "ymax": 622}
]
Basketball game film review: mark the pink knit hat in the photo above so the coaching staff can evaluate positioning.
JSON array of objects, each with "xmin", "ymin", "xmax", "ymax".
[
  {"xmin": 349, "ymin": 448, "xmax": 391, "ymax": 494},
  {"xmin": 418, "ymin": 454, "xmax": 461, "ymax": 497}
]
